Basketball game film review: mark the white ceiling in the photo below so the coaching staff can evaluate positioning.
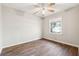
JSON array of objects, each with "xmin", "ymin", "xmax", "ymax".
[{"xmin": 2, "ymin": 3, "xmax": 79, "ymax": 17}]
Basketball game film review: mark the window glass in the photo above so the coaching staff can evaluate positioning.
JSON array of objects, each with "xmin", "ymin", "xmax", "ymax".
[{"xmin": 50, "ymin": 18, "xmax": 62, "ymax": 33}]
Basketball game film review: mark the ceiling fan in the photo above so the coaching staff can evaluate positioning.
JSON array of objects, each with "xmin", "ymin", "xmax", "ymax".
[{"xmin": 33, "ymin": 3, "xmax": 55, "ymax": 16}]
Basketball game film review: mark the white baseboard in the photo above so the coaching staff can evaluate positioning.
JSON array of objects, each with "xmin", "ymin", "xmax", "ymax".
[
  {"xmin": 43, "ymin": 37, "xmax": 79, "ymax": 48},
  {"xmin": 2, "ymin": 38, "xmax": 41, "ymax": 49},
  {"xmin": 0, "ymin": 48, "xmax": 2, "ymax": 54}
]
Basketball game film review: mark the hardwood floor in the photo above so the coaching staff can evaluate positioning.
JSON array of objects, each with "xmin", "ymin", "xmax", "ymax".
[{"xmin": 1, "ymin": 39, "xmax": 78, "ymax": 56}]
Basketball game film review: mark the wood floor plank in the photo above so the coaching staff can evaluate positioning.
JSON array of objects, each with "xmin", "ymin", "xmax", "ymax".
[{"xmin": 0, "ymin": 39, "xmax": 78, "ymax": 56}]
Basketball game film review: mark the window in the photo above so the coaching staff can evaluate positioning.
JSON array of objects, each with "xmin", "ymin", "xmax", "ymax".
[{"xmin": 50, "ymin": 18, "xmax": 62, "ymax": 33}]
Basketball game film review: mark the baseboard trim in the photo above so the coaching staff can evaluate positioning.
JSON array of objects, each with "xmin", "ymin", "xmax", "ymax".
[
  {"xmin": 2, "ymin": 38, "xmax": 42, "ymax": 49},
  {"xmin": 0, "ymin": 48, "xmax": 2, "ymax": 55},
  {"xmin": 42, "ymin": 38, "xmax": 79, "ymax": 48}
]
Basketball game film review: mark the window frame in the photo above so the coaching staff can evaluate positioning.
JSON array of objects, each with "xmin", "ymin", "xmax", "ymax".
[{"xmin": 49, "ymin": 17, "xmax": 63, "ymax": 34}]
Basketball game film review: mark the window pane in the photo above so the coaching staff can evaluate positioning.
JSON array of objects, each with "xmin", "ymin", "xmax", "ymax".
[{"xmin": 51, "ymin": 21, "xmax": 62, "ymax": 33}]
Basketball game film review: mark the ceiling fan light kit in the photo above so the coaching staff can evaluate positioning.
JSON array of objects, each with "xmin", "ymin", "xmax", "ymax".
[{"xmin": 33, "ymin": 3, "xmax": 55, "ymax": 16}]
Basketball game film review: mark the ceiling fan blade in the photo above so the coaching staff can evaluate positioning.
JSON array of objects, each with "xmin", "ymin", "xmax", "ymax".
[
  {"xmin": 47, "ymin": 7, "xmax": 54, "ymax": 12},
  {"xmin": 49, "ymin": 3, "xmax": 55, "ymax": 6},
  {"xmin": 48, "ymin": 9, "xmax": 54, "ymax": 12},
  {"xmin": 47, "ymin": 3, "xmax": 55, "ymax": 12},
  {"xmin": 33, "ymin": 3, "xmax": 42, "ymax": 8},
  {"xmin": 33, "ymin": 10, "xmax": 40, "ymax": 14}
]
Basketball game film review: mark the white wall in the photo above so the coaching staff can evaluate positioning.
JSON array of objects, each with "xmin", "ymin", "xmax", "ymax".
[
  {"xmin": 2, "ymin": 4, "xmax": 79, "ymax": 49},
  {"xmin": 43, "ymin": 6, "xmax": 79, "ymax": 47},
  {"xmin": 0, "ymin": 4, "xmax": 2, "ymax": 53},
  {"xmin": 2, "ymin": 6, "xmax": 42, "ymax": 48}
]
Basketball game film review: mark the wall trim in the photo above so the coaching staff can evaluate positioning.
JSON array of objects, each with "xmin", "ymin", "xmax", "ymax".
[
  {"xmin": 43, "ymin": 37, "xmax": 79, "ymax": 48},
  {"xmin": 2, "ymin": 38, "xmax": 41, "ymax": 49},
  {"xmin": 0, "ymin": 48, "xmax": 2, "ymax": 55}
]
